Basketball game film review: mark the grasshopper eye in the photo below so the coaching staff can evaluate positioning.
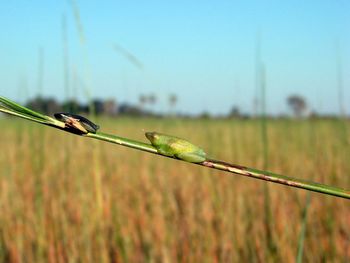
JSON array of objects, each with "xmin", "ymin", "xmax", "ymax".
[{"xmin": 145, "ymin": 132, "xmax": 159, "ymax": 141}]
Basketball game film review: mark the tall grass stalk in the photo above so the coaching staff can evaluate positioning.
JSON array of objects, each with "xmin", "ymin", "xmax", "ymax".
[
  {"xmin": 335, "ymin": 42, "xmax": 349, "ymax": 148},
  {"xmin": 69, "ymin": 0, "xmax": 94, "ymax": 114},
  {"xmin": 335, "ymin": 40, "xmax": 345, "ymax": 118},
  {"xmin": 296, "ymin": 120, "xmax": 316, "ymax": 262},
  {"xmin": 1, "ymin": 96, "xmax": 350, "ymax": 200},
  {"xmin": 259, "ymin": 63, "xmax": 276, "ymax": 259},
  {"xmin": 255, "ymin": 32, "xmax": 276, "ymax": 258},
  {"xmin": 62, "ymin": 13, "xmax": 70, "ymax": 104},
  {"xmin": 296, "ymin": 193, "xmax": 311, "ymax": 263},
  {"xmin": 37, "ymin": 47, "xmax": 44, "ymax": 97},
  {"xmin": 69, "ymin": 3, "xmax": 106, "ymax": 259}
]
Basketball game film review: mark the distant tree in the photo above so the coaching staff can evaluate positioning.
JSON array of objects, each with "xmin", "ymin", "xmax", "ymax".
[
  {"xmin": 146, "ymin": 93, "xmax": 157, "ymax": 113},
  {"xmin": 27, "ymin": 97, "xmax": 61, "ymax": 115},
  {"xmin": 169, "ymin": 94, "xmax": 177, "ymax": 107},
  {"xmin": 45, "ymin": 98, "xmax": 61, "ymax": 114},
  {"xmin": 168, "ymin": 94, "xmax": 177, "ymax": 115},
  {"xmin": 118, "ymin": 103, "xmax": 143, "ymax": 116},
  {"xmin": 229, "ymin": 106, "xmax": 241, "ymax": 118},
  {"xmin": 139, "ymin": 94, "xmax": 147, "ymax": 109},
  {"xmin": 148, "ymin": 94, "xmax": 156, "ymax": 105},
  {"xmin": 92, "ymin": 99, "xmax": 104, "ymax": 115},
  {"xmin": 287, "ymin": 95, "xmax": 307, "ymax": 118},
  {"xmin": 62, "ymin": 99, "xmax": 80, "ymax": 113},
  {"xmin": 103, "ymin": 99, "xmax": 118, "ymax": 116},
  {"xmin": 199, "ymin": 111, "xmax": 211, "ymax": 119},
  {"xmin": 309, "ymin": 110, "xmax": 319, "ymax": 119},
  {"xmin": 26, "ymin": 97, "xmax": 45, "ymax": 113}
]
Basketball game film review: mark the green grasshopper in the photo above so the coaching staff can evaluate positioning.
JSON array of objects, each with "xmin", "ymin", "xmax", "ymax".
[
  {"xmin": 145, "ymin": 132, "xmax": 207, "ymax": 163},
  {"xmin": 54, "ymin": 113, "xmax": 100, "ymax": 134}
]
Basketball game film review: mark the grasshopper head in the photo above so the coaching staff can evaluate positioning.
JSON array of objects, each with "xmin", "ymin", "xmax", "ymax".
[{"xmin": 145, "ymin": 132, "xmax": 160, "ymax": 144}]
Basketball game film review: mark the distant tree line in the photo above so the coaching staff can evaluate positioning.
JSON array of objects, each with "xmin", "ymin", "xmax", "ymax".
[
  {"xmin": 15, "ymin": 94, "xmax": 339, "ymax": 119},
  {"xmin": 26, "ymin": 97, "xmax": 119, "ymax": 116},
  {"xmin": 25, "ymin": 96, "xmax": 155, "ymax": 117}
]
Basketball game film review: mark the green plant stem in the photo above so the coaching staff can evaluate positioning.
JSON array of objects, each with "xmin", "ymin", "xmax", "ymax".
[
  {"xmin": 203, "ymin": 160, "xmax": 350, "ymax": 199},
  {"xmin": 86, "ymin": 132, "xmax": 350, "ymax": 200},
  {"xmin": 88, "ymin": 132, "xmax": 158, "ymax": 153},
  {"xmin": 0, "ymin": 107, "xmax": 63, "ymax": 128}
]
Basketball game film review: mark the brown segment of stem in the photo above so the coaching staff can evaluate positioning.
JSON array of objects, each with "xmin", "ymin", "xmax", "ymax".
[{"xmin": 202, "ymin": 159, "xmax": 350, "ymax": 199}]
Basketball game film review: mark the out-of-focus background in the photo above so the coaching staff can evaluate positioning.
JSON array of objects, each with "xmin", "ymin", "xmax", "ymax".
[{"xmin": 0, "ymin": 1, "xmax": 350, "ymax": 262}]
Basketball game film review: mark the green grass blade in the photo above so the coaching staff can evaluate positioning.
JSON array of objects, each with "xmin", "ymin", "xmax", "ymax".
[
  {"xmin": 0, "ymin": 97, "xmax": 64, "ymax": 128},
  {"xmin": 0, "ymin": 96, "xmax": 53, "ymax": 121},
  {"xmin": 296, "ymin": 193, "xmax": 311, "ymax": 263},
  {"xmin": 0, "ymin": 107, "xmax": 49, "ymax": 124}
]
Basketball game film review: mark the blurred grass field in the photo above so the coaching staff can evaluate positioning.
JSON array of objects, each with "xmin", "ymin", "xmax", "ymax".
[{"xmin": 0, "ymin": 117, "xmax": 350, "ymax": 262}]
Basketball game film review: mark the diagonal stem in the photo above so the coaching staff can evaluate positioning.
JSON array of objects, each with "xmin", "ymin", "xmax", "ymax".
[
  {"xmin": 202, "ymin": 160, "xmax": 350, "ymax": 199},
  {"xmin": 86, "ymin": 132, "xmax": 350, "ymax": 200}
]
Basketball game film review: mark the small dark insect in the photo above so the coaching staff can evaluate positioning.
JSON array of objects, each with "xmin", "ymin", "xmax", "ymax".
[{"xmin": 54, "ymin": 113, "xmax": 100, "ymax": 134}]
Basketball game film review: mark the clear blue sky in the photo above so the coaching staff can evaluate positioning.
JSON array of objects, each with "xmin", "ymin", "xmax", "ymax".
[{"xmin": 0, "ymin": 0, "xmax": 349, "ymax": 115}]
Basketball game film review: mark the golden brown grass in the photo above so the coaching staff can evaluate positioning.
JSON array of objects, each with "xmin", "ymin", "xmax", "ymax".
[{"xmin": 0, "ymin": 117, "xmax": 349, "ymax": 262}]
